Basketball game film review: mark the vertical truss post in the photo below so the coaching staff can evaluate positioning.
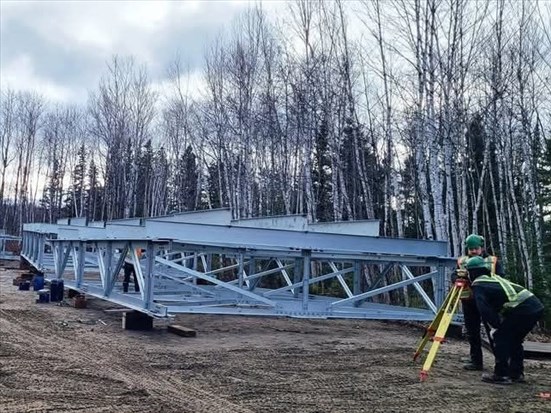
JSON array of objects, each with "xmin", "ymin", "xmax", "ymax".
[
  {"xmin": 353, "ymin": 261, "xmax": 361, "ymax": 307},
  {"xmin": 54, "ymin": 243, "xmax": 62, "ymax": 279},
  {"xmin": 21, "ymin": 232, "xmax": 26, "ymax": 256},
  {"xmin": 144, "ymin": 241, "xmax": 155, "ymax": 310},
  {"xmin": 106, "ymin": 244, "xmax": 127, "ymax": 296},
  {"xmin": 53, "ymin": 242, "xmax": 60, "ymax": 278},
  {"xmin": 247, "ymin": 258, "xmax": 257, "ymax": 291},
  {"xmin": 74, "ymin": 242, "xmax": 85, "ymax": 288},
  {"xmin": 302, "ymin": 250, "xmax": 311, "ymax": 311},
  {"xmin": 33, "ymin": 233, "xmax": 39, "ymax": 263},
  {"xmin": 29, "ymin": 233, "xmax": 34, "ymax": 261},
  {"xmin": 32, "ymin": 233, "xmax": 38, "ymax": 263},
  {"xmin": 293, "ymin": 258, "xmax": 302, "ymax": 298},
  {"xmin": 56, "ymin": 241, "xmax": 71, "ymax": 279},
  {"xmin": 104, "ymin": 242, "xmax": 113, "ymax": 295},
  {"xmin": 37, "ymin": 234, "xmax": 44, "ymax": 269},
  {"xmin": 238, "ymin": 252, "xmax": 245, "ymax": 289}
]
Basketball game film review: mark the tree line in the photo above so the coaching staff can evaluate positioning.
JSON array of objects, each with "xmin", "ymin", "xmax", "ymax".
[{"xmin": 1, "ymin": 0, "xmax": 550, "ymax": 320}]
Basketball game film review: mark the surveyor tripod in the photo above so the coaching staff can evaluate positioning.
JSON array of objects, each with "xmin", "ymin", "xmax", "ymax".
[{"xmin": 413, "ymin": 277, "xmax": 468, "ymax": 382}]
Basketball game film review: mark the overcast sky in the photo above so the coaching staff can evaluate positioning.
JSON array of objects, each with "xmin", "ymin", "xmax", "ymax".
[{"xmin": 0, "ymin": 0, "xmax": 282, "ymax": 104}]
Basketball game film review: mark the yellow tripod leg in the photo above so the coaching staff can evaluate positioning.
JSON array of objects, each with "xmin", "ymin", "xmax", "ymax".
[
  {"xmin": 419, "ymin": 284, "xmax": 463, "ymax": 381},
  {"xmin": 413, "ymin": 286, "xmax": 456, "ymax": 361}
]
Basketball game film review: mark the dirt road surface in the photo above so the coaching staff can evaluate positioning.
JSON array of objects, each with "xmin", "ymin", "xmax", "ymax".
[{"xmin": 1, "ymin": 265, "xmax": 550, "ymax": 413}]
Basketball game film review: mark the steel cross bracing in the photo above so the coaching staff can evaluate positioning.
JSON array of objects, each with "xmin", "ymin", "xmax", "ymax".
[
  {"xmin": 0, "ymin": 234, "xmax": 21, "ymax": 260},
  {"xmin": 21, "ymin": 210, "xmax": 457, "ymax": 320}
]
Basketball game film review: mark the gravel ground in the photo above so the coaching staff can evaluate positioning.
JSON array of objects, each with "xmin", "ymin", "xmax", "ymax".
[{"xmin": 1, "ymin": 265, "xmax": 550, "ymax": 413}]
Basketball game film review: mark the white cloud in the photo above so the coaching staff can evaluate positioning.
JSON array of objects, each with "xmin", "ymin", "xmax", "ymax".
[
  {"xmin": 0, "ymin": 0, "xmax": 281, "ymax": 104},
  {"xmin": 0, "ymin": 54, "xmax": 76, "ymax": 103}
]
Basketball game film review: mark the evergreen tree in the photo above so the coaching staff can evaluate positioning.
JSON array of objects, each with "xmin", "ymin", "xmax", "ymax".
[
  {"xmin": 64, "ymin": 143, "xmax": 86, "ymax": 217},
  {"xmin": 207, "ymin": 160, "xmax": 227, "ymax": 209},
  {"xmin": 401, "ymin": 155, "xmax": 422, "ymax": 238},
  {"xmin": 41, "ymin": 156, "xmax": 63, "ymax": 223},
  {"xmin": 152, "ymin": 146, "xmax": 169, "ymax": 216},
  {"xmin": 534, "ymin": 120, "xmax": 551, "ymax": 325},
  {"xmin": 179, "ymin": 145, "xmax": 198, "ymax": 211},
  {"xmin": 86, "ymin": 158, "xmax": 102, "ymax": 221},
  {"xmin": 135, "ymin": 140, "xmax": 153, "ymax": 217},
  {"xmin": 312, "ymin": 119, "xmax": 332, "ymax": 222}
]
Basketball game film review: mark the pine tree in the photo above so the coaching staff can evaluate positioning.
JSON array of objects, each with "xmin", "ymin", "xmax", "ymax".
[
  {"xmin": 64, "ymin": 144, "xmax": 86, "ymax": 217},
  {"xmin": 135, "ymin": 140, "xmax": 153, "ymax": 217},
  {"xmin": 312, "ymin": 119, "xmax": 332, "ymax": 222},
  {"xmin": 178, "ymin": 145, "xmax": 198, "ymax": 211},
  {"xmin": 207, "ymin": 159, "xmax": 231, "ymax": 210},
  {"xmin": 41, "ymin": 156, "xmax": 63, "ymax": 223},
  {"xmin": 86, "ymin": 159, "xmax": 102, "ymax": 221},
  {"xmin": 534, "ymin": 120, "xmax": 551, "ymax": 326}
]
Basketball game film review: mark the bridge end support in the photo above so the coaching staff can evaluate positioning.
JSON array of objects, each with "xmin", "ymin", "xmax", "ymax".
[{"xmin": 122, "ymin": 311, "xmax": 153, "ymax": 331}]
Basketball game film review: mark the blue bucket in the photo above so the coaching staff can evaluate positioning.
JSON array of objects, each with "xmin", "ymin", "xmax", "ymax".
[{"xmin": 33, "ymin": 274, "xmax": 45, "ymax": 291}]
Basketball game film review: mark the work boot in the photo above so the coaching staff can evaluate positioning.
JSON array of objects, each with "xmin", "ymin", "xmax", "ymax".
[
  {"xmin": 481, "ymin": 373, "xmax": 512, "ymax": 385},
  {"xmin": 511, "ymin": 374, "xmax": 526, "ymax": 383},
  {"xmin": 463, "ymin": 362, "xmax": 483, "ymax": 371}
]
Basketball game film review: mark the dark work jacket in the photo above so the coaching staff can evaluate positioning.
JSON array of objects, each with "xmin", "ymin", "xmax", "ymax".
[{"xmin": 471, "ymin": 278, "xmax": 544, "ymax": 329}]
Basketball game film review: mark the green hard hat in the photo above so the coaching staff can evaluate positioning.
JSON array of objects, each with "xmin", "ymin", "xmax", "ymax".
[
  {"xmin": 465, "ymin": 234, "xmax": 484, "ymax": 249},
  {"xmin": 465, "ymin": 256, "xmax": 487, "ymax": 270}
]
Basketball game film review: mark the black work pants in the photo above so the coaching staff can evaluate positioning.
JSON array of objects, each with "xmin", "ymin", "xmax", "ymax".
[
  {"xmin": 462, "ymin": 298, "xmax": 483, "ymax": 366},
  {"xmin": 123, "ymin": 262, "xmax": 140, "ymax": 293},
  {"xmin": 493, "ymin": 309, "xmax": 543, "ymax": 378}
]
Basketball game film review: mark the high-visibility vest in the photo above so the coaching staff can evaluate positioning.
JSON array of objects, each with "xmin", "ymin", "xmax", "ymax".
[
  {"xmin": 457, "ymin": 255, "xmax": 498, "ymax": 299},
  {"xmin": 472, "ymin": 274, "xmax": 534, "ymax": 311}
]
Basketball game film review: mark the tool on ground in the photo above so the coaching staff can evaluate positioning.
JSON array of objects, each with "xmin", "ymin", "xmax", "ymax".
[{"xmin": 413, "ymin": 275, "xmax": 468, "ymax": 382}]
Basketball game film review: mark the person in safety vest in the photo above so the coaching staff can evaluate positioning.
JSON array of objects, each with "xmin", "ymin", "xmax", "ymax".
[
  {"xmin": 465, "ymin": 256, "xmax": 544, "ymax": 384},
  {"xmin": 123, "ymin": 248, "xmax": 142, "ymax": 293},
  {"xmin": 455, "ymin": 234, "xmax": 504, "ymax": 371}
]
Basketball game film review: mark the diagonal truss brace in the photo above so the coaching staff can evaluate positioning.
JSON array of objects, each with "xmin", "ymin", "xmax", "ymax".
[
  {"xmin": 264, "ymin": 266, "xmax": 355, "ymax": 297},
  {"xmin": 330, "ymin": 270, "xmax": 438, "ymax": 308},
  {"xmin": 155, "ymin": 256, "xmax": 277, "ymax": 307},
  {"xmin": 400, "ymin": 264, "xmax": 437, "ymax": 313}
]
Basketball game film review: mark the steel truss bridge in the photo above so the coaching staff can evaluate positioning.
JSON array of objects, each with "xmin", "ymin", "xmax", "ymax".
[{"xmin": 21, "ymin": 209, "xmax": 456, "ymax": 321}]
